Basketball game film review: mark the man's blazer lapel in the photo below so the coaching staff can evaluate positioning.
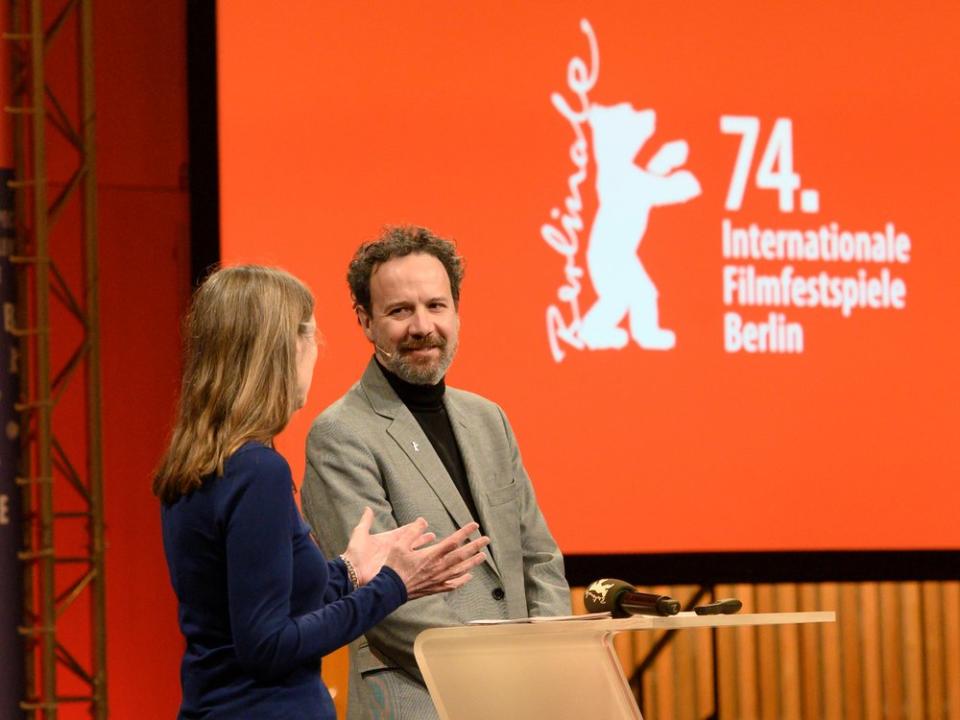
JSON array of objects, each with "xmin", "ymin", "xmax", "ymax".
[
  {"xmin": 444, "ymin": 391, "xmax": 504, "ymax": 579},
  {"xmin": 360, "ymin": 359, "xmax": 488, "ymax": 561}
]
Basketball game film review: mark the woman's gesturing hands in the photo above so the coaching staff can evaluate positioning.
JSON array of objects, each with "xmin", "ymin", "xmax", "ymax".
[{"xmin": 342, "ymin": 507, "xmax": 489, "ymax": 600}]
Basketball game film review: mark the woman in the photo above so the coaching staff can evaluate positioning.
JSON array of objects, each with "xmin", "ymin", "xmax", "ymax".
[{"xmin": 154, "ymin": 266, "xmax": 487, "ymax": 719}]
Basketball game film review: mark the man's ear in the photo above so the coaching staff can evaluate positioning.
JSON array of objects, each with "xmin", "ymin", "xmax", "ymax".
[{"xmin": 356, "ymin": 307, "xmax": 374, "ymax": 341}]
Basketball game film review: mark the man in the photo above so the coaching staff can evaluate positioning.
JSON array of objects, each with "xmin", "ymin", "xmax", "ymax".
[{"xmin": 302, "ymin": 226, "xmax": 571, "ymax": 720}]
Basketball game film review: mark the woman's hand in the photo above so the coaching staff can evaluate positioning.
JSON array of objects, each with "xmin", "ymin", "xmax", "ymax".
[
  {"xmin": 341, "ymin": 507, "xmax": 434, "ymax": 586},
  {"xmin": 341, "ymin": 507, "xmax": 488, "ymax": 598}
]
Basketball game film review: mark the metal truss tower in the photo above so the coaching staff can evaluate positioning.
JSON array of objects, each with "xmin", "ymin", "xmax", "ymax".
[{"xmin": 4, "ymin": 0, "xmax": 105, "ymax": 717}]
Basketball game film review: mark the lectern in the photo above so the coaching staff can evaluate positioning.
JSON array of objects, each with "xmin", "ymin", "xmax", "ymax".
[{"xmin": 414, "ymin": 611, "xmax": 835, "ymax": 720}]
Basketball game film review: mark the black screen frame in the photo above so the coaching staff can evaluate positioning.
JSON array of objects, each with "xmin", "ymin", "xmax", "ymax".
[{"xmin": 187, "ymin": 0, "xmax": 220, "ymax": 287}]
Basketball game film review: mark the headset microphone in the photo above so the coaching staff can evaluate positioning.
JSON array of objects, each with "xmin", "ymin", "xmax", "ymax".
[{"xmin": 375, "ymin": 344, "xmax": 393, "ymax": 359}]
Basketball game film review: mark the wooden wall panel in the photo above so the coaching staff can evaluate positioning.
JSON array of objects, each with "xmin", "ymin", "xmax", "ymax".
[
  {"xmin": 777, "ymin": 584, "xmax": 802, "ymax": 720},
  {"xmin": 820, "ymin": 583, "xmax": 844, "ymax": 720},
  {"xmin": 715, "ymin": 583, "xmax": 739, "ymax": 720},
  {"xmin": 881, "ymin": 582, "xmax": 905, "ymax": 719},
  {"xmin": 862, "ymin": 582, "xmax": 884, "ymax": 720},
  {"xmin": 671, "ymin": 588, "xmax": 697, "ymax": 720},
  {"xmin": 737, "ymin": 584, "xmax": 761, "ymax": 719},
  {"xmin": 922, "ymin": 582, "xmax": 945, "ymax": 720},
  {"xmin": 840, "ymin": 583, "xmax": 863, "ymax": 720},
  {"xmin": 903, "ymin": 582, "xmax": 926, "ymax": 720},
  {"xmin": 798, "ymin": 583, "xmax": 823, "ymax": 720},
  {"xmin": 694, "ymin": 626, "xmax": 714, "ymax": 719},
  {"xmin": 756, "ymin": 584, "xmax": 780, "ymax": 720},
  {"xmin": 945, "ymin": 583, "xmax": 960, "ymax": 720}
]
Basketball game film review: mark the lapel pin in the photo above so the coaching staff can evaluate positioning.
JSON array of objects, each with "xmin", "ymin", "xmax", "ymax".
[{"xmin": 412, "ymin": 441, "xmax": 420, "ymax": 452}]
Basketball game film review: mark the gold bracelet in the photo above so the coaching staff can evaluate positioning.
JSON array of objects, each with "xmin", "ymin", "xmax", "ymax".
[{"xmin": 340, "ymin": 554, "xmax": 360, "ymax": 590}]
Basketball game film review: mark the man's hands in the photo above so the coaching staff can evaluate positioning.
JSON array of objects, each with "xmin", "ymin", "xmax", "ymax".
[
  {"xmin": 342, "ymin": 507, "xmax": 489, "ymax": 599},
  {"xmin": 385, "ymin": 519, "xmax": 489, "ymax": 600}
]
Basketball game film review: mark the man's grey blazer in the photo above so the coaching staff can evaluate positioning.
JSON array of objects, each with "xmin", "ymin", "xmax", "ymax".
[{"xmin": 302, "ymin": 358, "xmax": 571, "ymax": 720}]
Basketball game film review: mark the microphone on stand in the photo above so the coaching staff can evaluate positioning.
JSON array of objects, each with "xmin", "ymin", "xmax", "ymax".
[{"xmin": 584, "ymin": 578, "xmax": 681, "ymax": 617}]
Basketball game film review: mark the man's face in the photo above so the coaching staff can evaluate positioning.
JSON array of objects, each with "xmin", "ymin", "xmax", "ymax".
[{"xmin": 360, "ymin": 252, "xmax": 460, "ymax": 385}]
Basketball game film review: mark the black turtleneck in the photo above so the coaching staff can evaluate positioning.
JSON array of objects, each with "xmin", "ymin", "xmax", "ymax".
[{"xmin": 376, "ymin": 358, "xmax": 479, "ymax": 524}]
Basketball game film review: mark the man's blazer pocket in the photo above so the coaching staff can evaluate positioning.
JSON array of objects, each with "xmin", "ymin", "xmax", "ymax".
[
  {"xmin": 356, "ymin": 641, "xmax": 392, "ymax": 674},
  {"xmin": 485, "ymin": 478, "xmax": 518, "ymax": 507}
]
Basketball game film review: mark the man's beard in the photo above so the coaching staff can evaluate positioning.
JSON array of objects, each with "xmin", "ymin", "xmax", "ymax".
[{"xmin": 386, "ymin": 334, "xmax": 457, "ymax": 385}]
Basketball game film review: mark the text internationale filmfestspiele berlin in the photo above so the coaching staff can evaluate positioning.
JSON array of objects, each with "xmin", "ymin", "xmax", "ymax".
[{"xmin": 719, "ymin": 116, "xmax": 909, "ymax": 354}]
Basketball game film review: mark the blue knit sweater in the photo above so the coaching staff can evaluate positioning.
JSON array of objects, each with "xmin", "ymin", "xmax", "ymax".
[{"xmin": 161, "ymin": 443, "xmax": 406, "ymax": 719}]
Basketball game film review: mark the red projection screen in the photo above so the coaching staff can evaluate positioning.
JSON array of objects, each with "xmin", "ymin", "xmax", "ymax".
[{"xmin": 217, "ymin": 3, "xmax": 960, "ymax": 557}]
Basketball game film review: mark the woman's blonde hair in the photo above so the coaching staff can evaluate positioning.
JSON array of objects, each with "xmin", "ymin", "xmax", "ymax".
[{"xmin": 153, "ymin": 265, "xmax": 314, "ymax": 504}]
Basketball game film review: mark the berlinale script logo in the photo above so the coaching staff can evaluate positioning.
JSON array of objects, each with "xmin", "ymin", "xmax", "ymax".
[{"xmin": 543, "ymin": 20, "xmax": 701, "ymax": 362}]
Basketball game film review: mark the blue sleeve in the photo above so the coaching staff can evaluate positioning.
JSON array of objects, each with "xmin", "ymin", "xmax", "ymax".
[
  {"xmin": 324, "ymin": 556, "xmax": 351, "ymax": 603},
  {"xmin": 223, "ymin": 449, "xmax": 407, "ymax": 682}
]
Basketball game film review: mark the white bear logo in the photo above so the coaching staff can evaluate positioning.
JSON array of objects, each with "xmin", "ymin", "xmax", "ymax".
[{"xmin": 578, "ymin": 102, "xmax": 701, "ymax": 351}]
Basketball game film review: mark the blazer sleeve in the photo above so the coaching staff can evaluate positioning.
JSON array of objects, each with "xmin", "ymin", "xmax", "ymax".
[
  {"xmin": 497, "ymin": 406, "xmax": 573, "ymax": 617},
  {"xmin": 302, "ymin": 414, "xmax": 467, "ymax": 682}
]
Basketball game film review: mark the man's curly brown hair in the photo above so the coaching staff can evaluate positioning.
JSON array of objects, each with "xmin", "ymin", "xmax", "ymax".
[{"xmin": 347, "ymin": 226, "xmax": 465, "ymax": 313}]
